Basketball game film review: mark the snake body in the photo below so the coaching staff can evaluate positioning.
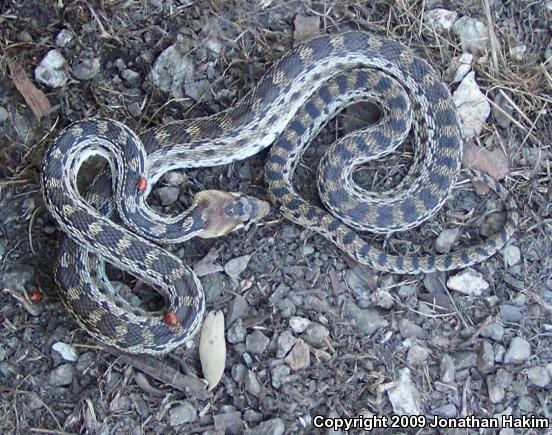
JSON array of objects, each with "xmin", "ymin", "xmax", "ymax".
[{"xmin": 42, "ymin": 32, "xmax": 517, "ymax": 354}]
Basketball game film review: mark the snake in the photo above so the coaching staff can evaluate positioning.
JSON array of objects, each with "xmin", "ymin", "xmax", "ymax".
[{"xmin": 41, "ymin": 31, "xmax": 518, "ymax": 355}]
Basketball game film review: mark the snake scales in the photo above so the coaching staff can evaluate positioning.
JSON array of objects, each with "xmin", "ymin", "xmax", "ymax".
[{"xmin": 41, "ymin": 31, "xmax": 518, "ymax": 354}]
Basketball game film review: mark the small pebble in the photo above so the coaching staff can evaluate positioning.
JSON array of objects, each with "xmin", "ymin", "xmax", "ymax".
[
  {"xmin": 245, "ymin": 330, "xmax": 270, "ymax": 355},
  {"xmin": 72, "ymin": 58, "xmax": 101, "ymax": 80},
  {"xmin": 387, "ymin": 368, "xmax": 422, "ymax": 415},
  {"xmin": 503, "ymin": 244, "xmax": 521, "ymax": 267},
  {"xmin": 48, "ymin": 364, "xmax": 75, "ymax": 386},
  {"xmin": 435, "ymin": 228, "xmax": 459, "ymax": 253},
  {"xmin": 447, "ymin": 267, "xmax": 489, "ymax": 296},
  {"xmin": 55, "ymin": 29, "xmax": 73, "ymax": 47},
  {"xmin": 35, "ymin": 50, "xmax": 69, "ymax": 88},
  {"xmin": 0, "ymin": 107, "xmax": 8, "ymax": 123},
  {"xmin": 224, "ymin": 255, "xmax": 251, "ymax": 283},
  {"xmin": 289, "ymin": 316, "xmax": 310, "ymax": 334},
  {"xmin": 227, "ymin": 319, "xmax": 247, "ymax": 344},
  {"xmin": 51, "ymin": 342, "xmax": 78, "ymax": 362},
  {"xmin": 156, "ymin": 186, "xmax": 180, "ymax": 205},
  {"xmin": 284, "ymin": 339, "xmax": 310, "ymax": 371},
  {"xmin": 276, "ymin": 330, "xmax": 296, "ymax": 358},
  {"xmin": 250, "ymin": 418, "xmax": 285, "ymax": 435},
  {"xmin": 525, "ymin": 365, "xmax": 550, "ymax": 387},
  {"xmin": 504, "ymin": 337, "xmax": 531, "ymax": 364},
  {"xmin": 169, "ymin": 402, "xmax": 197, "ymax": 426}
]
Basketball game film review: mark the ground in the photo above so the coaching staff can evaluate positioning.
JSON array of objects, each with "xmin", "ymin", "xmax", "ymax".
[{"xmin": 0, "ymin": 0, "xmax": 551, "ymax": 434}]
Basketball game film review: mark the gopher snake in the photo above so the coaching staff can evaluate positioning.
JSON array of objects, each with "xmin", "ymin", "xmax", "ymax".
[{"xmin": 42, "ymin": 32, "xmax": 517, "ymax": 354}]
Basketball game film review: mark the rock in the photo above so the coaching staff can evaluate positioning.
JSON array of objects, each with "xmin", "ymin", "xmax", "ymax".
[
  {"xmin": 492, "ymin": 90, "xmax": 514, "ymax": 128},
  {"xmin": 432, "ymin": 404, "xmax": 457, "ymax": 418},
  {"xmin": 387, "ymin": 368, "xmax": 422, "ymax": 415},
  {"xmin": 244, "ymin": 370, "xmax": 262, "ymax": 397},
  {"xmin": 206, "ymin": 39, "xmax": 223, "ymax": 55},
  {"xmin": 345, "ymin": 303, "xmax": 387, "ymax": 335},
  {"xmin": 284, "ymin": 339, "xmax": 310, "ymax": 371},
  {"xmin": 226, "ymin": 295, "xmax": 249, "ymax": 326},
  {"xmin": 479, "ymin": 321, "xmax": 504, "ymax": 341},
  {"xmin": 500, "ymin": 304, "xmax": 521, "ymax": 323},
  {"xmin": 398, "ymin": 285, "xmax": 417, "ymax": 298},
  {"xmin": 2, "ymin": 264, "xmax": 35, "ymax": 292},
  {"xmin": 406, "ymin": 345, "xmax": 430, "ymax": 366},
  {"xmin": 156, "ymin": 186, "xmax": 180, "ymax": 205},
  {"xmin": 55, "ymin": 29, "xmax": 73, "ymax": 47},
  {"xmin": 399, "ymin": 319, "xmax": 427, "ymax": 339},
  {"xmin": 224, "ymin": 255, "xmax": 251, "ymax": 283},
  {"xmin": 300, "ymin": 323, "xmax": 329, "ymax": 348},
  {"xmin": 276, "ymin": 330, "xmax": 297, "ymax": 358},
  {"xmin": 503, "ymin": 245, "xmax": 521, "ymax": 267},
  {"xmin": 453, "ymin": 72, "xmax": 490, "ymax": 140},
  {"xmin": 48, "ymin": 364, "xmax": 75, "ymax": 386},
  {"xmin": 250, "ymin": 418, "xmax": 285, "ymax": 435},
  {"xmin": 510, "ymin": 45, "xmax": 527, "ymax": 61},
  {"xmin": 245, "ymin": 330, "xmax": 270, "ymax": 355},
  {"xmin": 289, "ymin": 316, "xmax": 310, "ymax": 334},
  {"xmin": 371, "ymin": 289, "xmax": 394, "ymax": 309},
  {"xmin": 518, "ymin": 395, "xmax": 535, "ymax": 413},
  {"xmin": 453, "ymin": 53, "xmax": 473, "ymax": 82},
  {"xmin": 51, "ymin": 342, "xmax": 78, "ymax": 362},
  {"xmin": 0, "ymin": 107, "xmax": 8, "ymax": 123},
  {"xmin": 454, "ymin": 351, "xmax": 477, "ymax": 369},
  {"xmin": 446, "ymin": 267, "xmax": 489, "ymax": 296},
  {"xmin": 424, "ymin": 8, "xmax": 458, "ymax": 32},
  {"xmin": 72, "ymin": 58, "xmax": 101, "ymax": 80},
  {"xmin": 35, "ymin": 50, "xmax": 69, "ymax": 88},
  {"xmin": 435, "ymin": 229, "xmax": 459, "ymax": 253},
  {"xmin": 440, "ymin": 354, "xmax": 455, "ymax": 383},
  {"xmin": 227, "ymin": 319, "xmax": 247, "ymax": 344},
  {"xmin": 184, "ymin": 79, "xmax": 210, "ymax": 102},
  {"xmin": 121, "ymin": 68, "xmax": 141, "ymax": 85},
  {"xmin": 504, "ymin": 337, "xmax": 531, "ymax": 364},
  {"xmin": 526, "ymin": 366, "xmax": 550, "ymax": 387},
  {"xmin": 487, "ymin": 377, "xmax": 505, "ymax": 403},
  {"xmin": 149, "ymin": 44, "xmax": 195, "ymax": 98},
  {"xmin": 213, "ymin": 411, "xmax": 243, "ymax": 432},
  {"xmin": 169, "ymin": 402, "xmax": 197, "ymax": 426},
  {"xmin": 477, "ymin": 341, "xmax": 495, "ymax": 373},
  {"xmin": 453, "ymin": 16, "xmax": 490, "ymax": 53},
  {"xmin": 270, "ymin": 364, "xmax": 290, "ymax": 389}
]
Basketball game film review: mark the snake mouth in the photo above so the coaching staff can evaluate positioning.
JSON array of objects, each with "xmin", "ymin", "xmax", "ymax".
[{"xmin": 193, "ymin": 190, "xmax": 270, "ymax": 239}]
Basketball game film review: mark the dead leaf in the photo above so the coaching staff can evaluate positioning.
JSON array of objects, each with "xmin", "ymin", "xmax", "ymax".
[
  {"xmin": 293, "ymin": 15, "xmax": 320, "ymax": 45},
  {"xmin": 9, "ymin": 60, "xmax": 51, "ymax": 120},
  {"xmin": 193, "ymin": 248, "xmax": 223, "ymax": 277},
  {"xmin": 462, "ymin": 142, "xmax": 509, "ymax": 180},
  {"xmin": 199, "ymin": 310, "xmax": 226, "ymax": 391}
]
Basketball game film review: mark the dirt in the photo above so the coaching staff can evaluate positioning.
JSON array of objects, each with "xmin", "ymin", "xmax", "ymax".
[{"xmin": 0, "ymin": 0, "xmax": 551, "ymax": 434}]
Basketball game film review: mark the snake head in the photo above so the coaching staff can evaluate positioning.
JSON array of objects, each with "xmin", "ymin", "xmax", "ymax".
[{"xmin": 193, "ymin": 190, "xmax": 270, "ymax": 239}]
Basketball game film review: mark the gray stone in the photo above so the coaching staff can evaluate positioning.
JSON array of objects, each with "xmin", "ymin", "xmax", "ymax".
[
  {"xmin": 244, "ymin": 370, "xmax": 262, "ymax": 397},
  {"xmin": 440, "ymin": 354, "xmax": 455, "ymax": 383},
  {"xmin": 432, "ymin": 404, "xmax": 457, "ymax": 418},
  {"xmin": 245, "ymin": 330, "xmax": 270, "ymax": 355},
  {"xmin": 453, "ymin": 16, "xmax": 490, "ymax": 53},
  {"xmin": 399, "ymin": 318, "xmax": 427, "ymax": 339},
  {"xmin": 477, "ymin": 341, "xmax": 495, "ymax": 373},
  {"xmin": 72, "ymin": 58, "xmax": 100, "ymax": 80},
  {"xmin": 0, "ymin": 107, "xmax": 8, "ymax": 123},
  {"xmin": 55, "ymin": 29, "xmax": 73, "ymax": 47},
  {"xmin": 289, "ymin": 316, "xmax": 310, "ymax": 333},
  {"xmin": 300, "ymin": 322, "xmax": 329, "ymax": 348},
  {"xmin": 387, "ymin": 368, "xmax": 422, "ymax": 415},
  {"xmin": 398, "ymin": 284, "xmax": 417, "ymax": 298},
  {"xmin": 503, "ymin": 244, "xmax": 521, "ymax": 267},
  {"xmin": 423, "ymin": 8, "xmax": 458, "ymax": 32},
  {"xmin": 184, "ymin": 79, "xmax": 210, "ymax": 101},
  {"xmin": 169, "ymin": 402, "xmax": 197, "ymax": 426},
  {"xmin": 276, "ymin": 330, "xmax": 296, "ymax": 358},
  {"xmin": 156, "ymin": 186, "xmax": 180, "ymax": 206},
  {"xmin": 406, "ymin": 345, "xmax": 429, "ymax": 366},
  {"xmin": 435, "ymin": 228, "xmax": 459, "ymax": 253},
  {"xmin": 250, "ymin": 418, "xmax": 285, "ymax": 435},
  {"xmin": 517, "ymin": 396, "xmax": 535, "ymax": 413},
  {"xmin": 284, "ymin": 339, "xmax": 310, "ymax": 371},
  {"xmin": 226, "ymin": 294, "xmax": 249, "ymax": 326},
  {"xmin": 227, "ymin": 319, "xmax": 247, "ymax": 344},
  {"xmin": 224, "ymin": 255, "xmax": 251, "ymax": 283},
  {"xmin": 500, "ymin": 304, "xmax": 521, "ymax": 323},
  {"xmin": 121, "ymin": 68, "xmax": 141, "ymax": 85},
  {"xmin": 345, "ymin": 303, "xmax": 387, "ymax": 335},
  {"xmin": 149, "ymin": 44, "xmax": 195, "ymax": 98},
  {"xmin": 526, "ymin": 365, "xmax": 550, "ymax": 387},
  {"xmin": 48, "ymin": 364, "xmax": 75, "ymax": 386},
  {"xmin": 52, "ymin": 342, "xmax": 78, "ymax": 362},
  {"xmin": 447, "ymin": 267, "xmax": 489, "ymax": 296},
  {"xmin": 480, "ymin": 321, "xmax": 504, "ymax": 341},
  {"xmin": 35, "ymin": 50, "xmax": 69, "ymax": 88},
  {"xmin": 270, "ymin": 364, "xmax": 290, "ymax": 389},
  {"xmin": 504, "ymin": 337, "xmax": 531, "ymax": 364},
  {"xmin": 371, "ymin": 289, "xmax": 394, "ymax": 309}
]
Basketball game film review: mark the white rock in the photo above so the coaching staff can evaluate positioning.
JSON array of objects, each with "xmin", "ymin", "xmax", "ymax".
[
  {"xmin": 289, "ymin": 316, "xmax": 311, "ymax": 334},
  {"xmin": 387, "ymin": 368, "xmax": 422, "ymax": 415},
  {"xmin": 35, "ymin": 50, "xmax": 69, "ymax": 88},
  {"xmin": 424, "ymin": 8, "xmax": 458, "ymax": 33},
  {"xmin": 51, "ymin": 342, "xmax": 78, "ymax": 362},
  {"xmin": 453, "ymin": 53, "xmax": 473, "ymax": 83},
  {"xmin": 453, "ymin": 16, "xmax": 490, "ymax": 53},
  {"xmin": 510, "ymin": 45, "xmax": 527, "ymax": 62},
  {"xmin": 149, "ymin": 44, "xmax": 195, "ymax": 98},
  {"xmin": 55, "ymin": 29, "xmax": 73, "ymax": 47},
  {"xmin": 453, "ymin": 72, "xmax": 490, "ymax": 139},
  {"xmin": 446, "ymin": 267, "xmax": 489, "ymax": 296},
  {"xmin": 503, "ymin": 244, "xmax": 521, "ymax": 267},
  {"xmin": 224, "ymin": 255, "xmax": 251, "ymax": 283}
]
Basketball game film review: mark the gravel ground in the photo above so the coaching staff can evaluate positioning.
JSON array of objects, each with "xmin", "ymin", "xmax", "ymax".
[{"xmin": 0, "ymin": 1, "xmax": 551, "ymax": 434}]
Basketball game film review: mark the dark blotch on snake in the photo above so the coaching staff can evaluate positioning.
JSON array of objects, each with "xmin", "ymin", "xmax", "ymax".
[{"xmin": 376, "ymin": 206, "xmax": 394, "ymax": 228}]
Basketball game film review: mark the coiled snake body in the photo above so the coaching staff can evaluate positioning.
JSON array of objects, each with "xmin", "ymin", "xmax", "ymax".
[{"xmin": 42, "ymin": 32, "xmax": 518, "ymax": 354}]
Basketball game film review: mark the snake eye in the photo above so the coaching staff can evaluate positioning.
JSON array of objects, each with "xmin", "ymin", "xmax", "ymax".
[{"xmin": 136, "ymin": 176, "xmax": 148, "ymax": 193}]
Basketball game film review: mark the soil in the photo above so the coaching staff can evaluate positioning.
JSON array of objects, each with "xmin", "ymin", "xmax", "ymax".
[{"xmin": 0, "ymin": 1, "xmax": 551, "ymax": 434}]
